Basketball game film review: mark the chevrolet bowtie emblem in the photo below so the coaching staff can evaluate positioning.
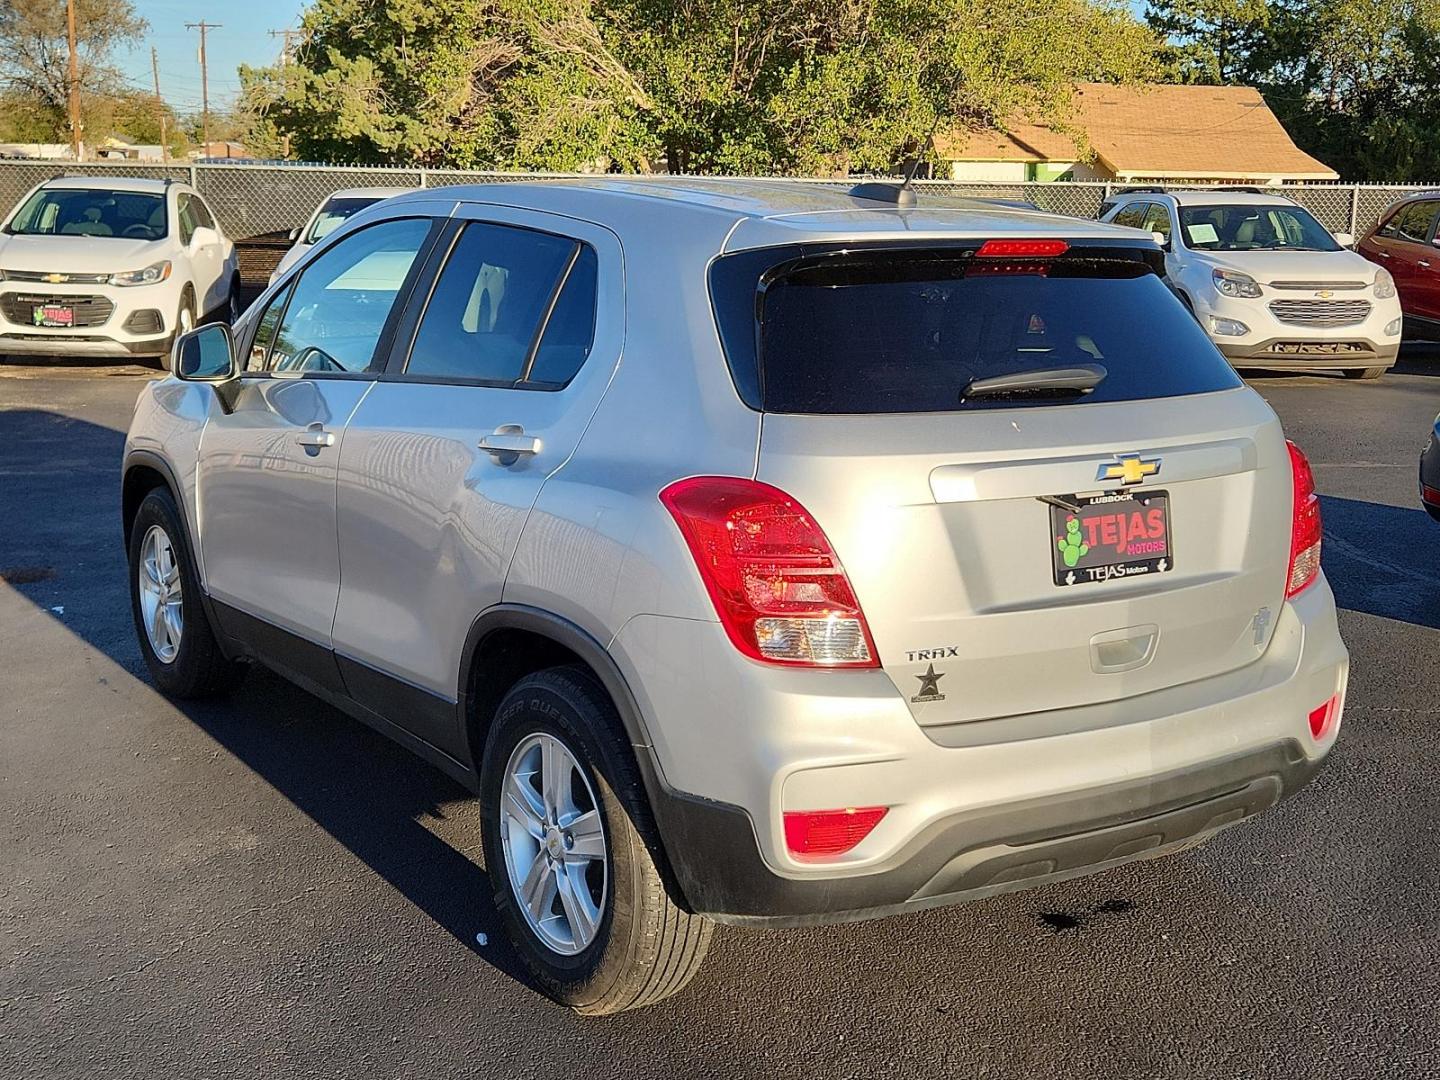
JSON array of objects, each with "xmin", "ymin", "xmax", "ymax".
[
  {"xmin": 1315, "ymin": 289, "xmax": 1333, "ymax": 298},
  {"xmin": 1097, "ymin": 453, "xmax": 1161, "ymax": 486},
  {"xmin": 43, "ymin": 273, "xmax": 66, "ymax": 284}
]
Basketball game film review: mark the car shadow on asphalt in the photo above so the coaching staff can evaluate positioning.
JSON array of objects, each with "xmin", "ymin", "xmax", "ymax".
[
  {"xmin": 0, "ymin": 405, "xmax": 534, "ymax": 990},
  {"xmin": 1320, "ymin": 495, "xmax": 1440, "ymax": 630}
]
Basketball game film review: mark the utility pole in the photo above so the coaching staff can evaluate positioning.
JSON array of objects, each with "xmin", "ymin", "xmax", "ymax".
[
  {"xmin": 185, "ymin": 20, "xmax": 221, "ymax": 154},
  {"xmin": 66, "ymin": 0, "xmax": 81, "ymax": 160},
  {"xmin": 150, "ymin": 47, "xmax": 169, "ymax": 163},
  {"xmin": 267, "ymin": 28, "xmax": 302, "ymax": 65}
]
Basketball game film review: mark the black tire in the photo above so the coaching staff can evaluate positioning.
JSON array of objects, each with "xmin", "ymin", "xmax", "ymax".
[
  {"xmin": 479, "ymin": 665, "xmax": 713, "ymax": 1015},
  {"xmin": 155, "ymin": 290, "xmax": 196, "ymax": 373},
  {"xmin": 1343, "ymin": 366, "xmax": 1386, "ymax": 380},
  {"xmin": 224, "ymin": 276, "xmax": 242, "ymax": 325},
  {"xmin": 127, "ymin": 486, "xmax": 245, "ymax": 699}
]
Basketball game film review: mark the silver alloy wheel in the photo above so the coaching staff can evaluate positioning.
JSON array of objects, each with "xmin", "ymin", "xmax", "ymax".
[
  {"xmin": 500, "ymin": 732, "xmax": 608, "ymax": 956},
  {"xmin": 137, "ymin": 524, "xmax": 184, "ymax": 663}
]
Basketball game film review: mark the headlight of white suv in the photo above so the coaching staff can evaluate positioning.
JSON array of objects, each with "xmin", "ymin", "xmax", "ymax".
[
  {"xmin": 1374, "ymin": 266, "xmax": 1397, "ymax": 299},
  {"xmin": 1212, "ymin": 268, "xmax": 1262, "ymax": 298},
  {"xmin": 109, "ymin": 261, "xmax": 172, "ymax": 287}
]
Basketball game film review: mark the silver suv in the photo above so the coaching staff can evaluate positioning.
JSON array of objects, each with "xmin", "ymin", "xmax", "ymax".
[{"xmin": 123, "ymin": 180, "xmax": 1349, "ymax": 1014}]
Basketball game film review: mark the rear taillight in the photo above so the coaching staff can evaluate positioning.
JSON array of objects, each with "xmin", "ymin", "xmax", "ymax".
[
  {"xmin": 1423, "ymin": 483, "xmax": 1440, "ymax": 507},
  {"xmin": 1286, "ymin": 440, "xmax": 1322, "ymax": 598},
  {"xmin": 1308, "ymin": 694, "xmax": 1340, "ymax": 741},
  {"xmin": 784, "ymin": 807, "xmax": 887, "ymax": 857},
  {"xmin": 659, "ymin": 476, "xmax": 879, "ymax": 667}
]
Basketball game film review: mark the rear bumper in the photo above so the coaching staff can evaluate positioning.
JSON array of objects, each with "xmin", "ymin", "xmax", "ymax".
[
  {"xmin": 653, "ymin": 740, "xmax": 1322, "ymax": 926},
  {"xmin": 622, "ymin": 577, "xmax": 1348, "ymax": 925}
]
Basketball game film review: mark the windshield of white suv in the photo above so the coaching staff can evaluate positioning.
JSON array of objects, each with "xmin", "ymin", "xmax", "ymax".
[
  {"xmin": 5, "ymin": 188, "xmax": 167, "ymax": 240},
  {"xmin": 305, "ymin": 197, "xmax": 383, "ymax": 244},
  {"xmin": 710, "ymin": 244, "xmax": 1241, "ymax": 413},
  {"xmin": 1178, "ymin": 204, "xmax": 1340, "ymax": 252}
]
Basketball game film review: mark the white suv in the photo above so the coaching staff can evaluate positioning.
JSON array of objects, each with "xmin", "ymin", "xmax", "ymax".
[
  {"xmin": 1100, "ymin": 189, "xmax": 1402, "ymax": 379},
  {"xmin": 0, "ymin": 176, "xmax": 239, "ymax": 365}
]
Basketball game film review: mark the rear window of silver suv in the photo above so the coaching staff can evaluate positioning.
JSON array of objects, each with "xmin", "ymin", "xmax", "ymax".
[{"xmin": 709, "ymin": 242, "xmax": 1241, "ymax": 413}]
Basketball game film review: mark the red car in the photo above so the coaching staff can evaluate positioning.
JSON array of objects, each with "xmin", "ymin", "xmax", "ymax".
[{"xmin": 1358, "ymin": 193, "xmax": 1440, "ymax": 339}]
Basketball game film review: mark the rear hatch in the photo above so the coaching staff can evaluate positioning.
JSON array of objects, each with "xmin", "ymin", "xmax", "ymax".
[{"xmin": 711, "ymin": 239, "xmax": 1294, "ymax": 727}]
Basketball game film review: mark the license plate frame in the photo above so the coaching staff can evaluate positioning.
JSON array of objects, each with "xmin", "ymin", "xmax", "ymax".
[
  {"xmin": 34, "ymin": 304, "xmax": 75, "ymax": 327},
  {"xmin": 1049, "ymin": 490, "xmax": 1173, "ymax": 586}
]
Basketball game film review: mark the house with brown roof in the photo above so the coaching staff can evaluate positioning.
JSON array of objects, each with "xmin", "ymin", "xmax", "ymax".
[{"xmin": 936, "ymin": 83, "xmax": 1337, "ymax": 185}]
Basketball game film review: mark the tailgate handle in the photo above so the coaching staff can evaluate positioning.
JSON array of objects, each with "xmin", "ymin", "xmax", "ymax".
[{"xmin": 1090, "ymin": 625, "xmax": 1159, "ymax": 675}]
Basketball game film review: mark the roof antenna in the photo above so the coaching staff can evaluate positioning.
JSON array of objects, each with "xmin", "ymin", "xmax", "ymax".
[{"xmin": 848, "ymin": 73, "xmax": 958, "ymax": 209}]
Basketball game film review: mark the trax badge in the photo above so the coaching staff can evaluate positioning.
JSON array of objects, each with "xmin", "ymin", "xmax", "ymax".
[{"xmin": 1096, "ymin": 452, "xmax": 1161, "ymax": 486}]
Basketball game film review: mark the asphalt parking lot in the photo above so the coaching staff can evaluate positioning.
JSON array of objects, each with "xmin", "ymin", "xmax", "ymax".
[{"xmin": 2, "ymin": 351, "xmax": 1438, "ymax": 1079}]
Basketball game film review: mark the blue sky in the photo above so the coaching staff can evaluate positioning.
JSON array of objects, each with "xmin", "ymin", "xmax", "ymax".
[{"xmin": 116, "ymin": 0, "xmax": 307, "ymax": 115}]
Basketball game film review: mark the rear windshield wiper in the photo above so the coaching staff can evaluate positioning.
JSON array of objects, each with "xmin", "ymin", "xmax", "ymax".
[{"xmin": 960, "ymin": 363, "xmax": 1107, "ymax": 402}]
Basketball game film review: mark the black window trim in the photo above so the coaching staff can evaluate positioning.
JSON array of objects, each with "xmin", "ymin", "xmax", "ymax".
[
  {"xmin": 380, "ymin": 217, "xmax": 596, "ymax": 392},
  {"xmin": 236, "ymin": 214, "xmax": 446, "ymax": 381}
]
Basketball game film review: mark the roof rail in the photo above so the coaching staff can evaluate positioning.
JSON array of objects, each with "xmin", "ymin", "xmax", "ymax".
[
  {"xmin": 848, "ymin": 181, "xmax": 917, "ymax": 208},
  {"xmin": 1113, "ymin": 185, "xmax": 1167, "ymax": 195},
  {"xmin": 1209, "ymin": 185, "xmax": 1269, "ymax": 194}
]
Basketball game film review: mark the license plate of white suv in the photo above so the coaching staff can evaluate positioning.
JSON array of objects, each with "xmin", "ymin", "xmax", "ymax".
[
  {"xmin": 33, "ymin": 304, "xmax": 74, "ymax": 327},
  {"xmin": 1050, "ymin": 491, "xmax": 1172, "ymax": 586}
]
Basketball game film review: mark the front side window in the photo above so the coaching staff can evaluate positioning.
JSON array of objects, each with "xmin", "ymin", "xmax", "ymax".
[
  {"xmin": 405, "ymin": 221, "xmax": 595, "ymax": 385},
  {"xmin": 265, "ymin": 217, "xmax": 431, "ymax": 374},
  {"xmin": 177, "ymin": 194, "xmax": 198, "ymax": 245},
  {"xmin": 1394, "ymin": 201, "xmax": 1437, "ymax": 244},
  {"xmin": 5, "ymin": 187, "xmax": 167, "ymax": 240},
  {"xmin": 1141, "ymin": 203, "xmax": 1172, "ymax": 241},
  {"xmin": 1178, "ymin": 204, "xmax": 1340, "ymax": 252},
  {"xmin": 246, "ymin": 282, "xmax": 294, "ymax": 371}
]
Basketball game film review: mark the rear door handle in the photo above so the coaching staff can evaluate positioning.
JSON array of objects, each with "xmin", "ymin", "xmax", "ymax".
[
  {"xmin": 295, "ymin": 425, "xmax": 336, "ymax": 449},
  {"xmin": 479, "ymin": 425, "xmax": 541, "ymax": 463}
]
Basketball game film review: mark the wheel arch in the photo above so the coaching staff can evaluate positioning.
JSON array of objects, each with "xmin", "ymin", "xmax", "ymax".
[
  {"xmin": 457, "ymin": 605, "xmax": 657, "ymax": 777},
  {"xmin": 458, "ymin": 604, "xmax": 704, "ymax": 912},
  {"xmin": 122, "ymin": 450, "xmax": 186, "ymax": 543}
]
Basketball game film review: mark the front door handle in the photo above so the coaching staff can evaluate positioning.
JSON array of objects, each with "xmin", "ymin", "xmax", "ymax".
[
  {"xmin": 479, "ymin": 425, "xmax": 541, "ymax": 464},
  {"xmin": 295, "ymin": 425, "xmax": 336, "ymax": 449},
  {"xmin": 1421, "ymin": 260, "xmax": 1432, "ymax": 269}
]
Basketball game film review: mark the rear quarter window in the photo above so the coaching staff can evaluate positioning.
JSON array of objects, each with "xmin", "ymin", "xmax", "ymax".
[{"xmin": 710, "ymin": 243, "xmax": 1241, "ymax": 414}]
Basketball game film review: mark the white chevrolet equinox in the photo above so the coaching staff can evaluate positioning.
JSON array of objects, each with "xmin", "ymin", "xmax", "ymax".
[
  {"xmin": 122, "ymin": 179, "xmax": 1349, "ymax": 1014},
  {"xmin": 1100, "ymin": 188, "xmax": 1402, "ymax": 379},
  {"xmin": 0, "ymin": 176, "xmax": 239, "ymax": 364}
]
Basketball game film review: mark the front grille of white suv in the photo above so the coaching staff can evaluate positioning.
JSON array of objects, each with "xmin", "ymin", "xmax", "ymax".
[{"xmin": 1268, "ymin": 298, "xmax": 1372, "ymax": 328}]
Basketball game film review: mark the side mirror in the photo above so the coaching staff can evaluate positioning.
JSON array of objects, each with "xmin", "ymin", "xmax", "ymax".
[
  {"xmin": 173, "ymin": 323, "xmax": 237, "ymax": 382},
  {"xmin": 1151, "ymin": 230, "xmax": 1171, "ymax": 251},
  {"xmin": 1333, "ymin": 231, "xmax": 1355, "ymax": 248}
]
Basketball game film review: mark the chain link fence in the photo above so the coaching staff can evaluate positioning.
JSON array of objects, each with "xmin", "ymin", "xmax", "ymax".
[{"xmin": 0, "ymin": 159, "xmax": 1433, "ymax": 241}]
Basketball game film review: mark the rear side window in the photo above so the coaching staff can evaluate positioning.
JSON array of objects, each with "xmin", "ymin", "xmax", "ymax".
[
  {"xmin": 404, "ymin": 221, "xmax": 595, "ymax": 387},
  {"xmin": 710, "ymin": 244, "xmax": 1241, "ymax": 414},
  {"xmin": 1111, "ymin": 203, "xmax": 1147, "ymax": 229}
]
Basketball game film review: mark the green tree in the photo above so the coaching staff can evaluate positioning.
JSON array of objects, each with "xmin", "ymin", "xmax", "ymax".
[
  {"xmin": 0, "ymin": 0, "xmax": 147, "ymax": 144},
  {"xmin": 243, "ymin": 0, "xmax": 1160, "ymax": 173},
  {"xmin": 1145, "ymin": 0, "xmax": 1275, "ymax": 84}
]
